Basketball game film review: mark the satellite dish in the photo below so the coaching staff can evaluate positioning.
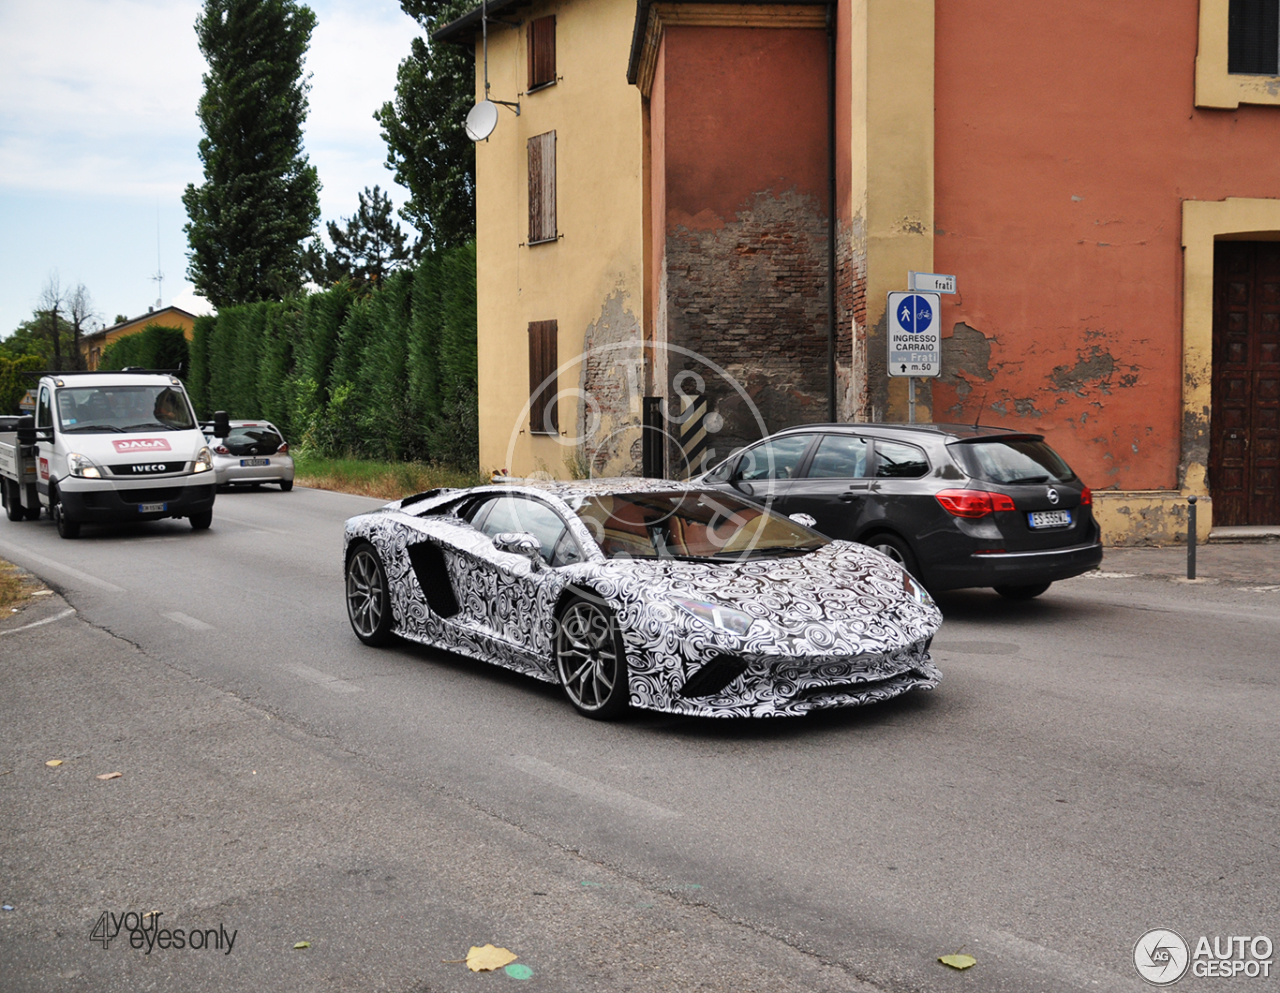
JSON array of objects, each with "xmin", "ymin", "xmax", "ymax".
[{"xmin": 465, "ymin": 100, "xmax": 499, "ymax": 142}]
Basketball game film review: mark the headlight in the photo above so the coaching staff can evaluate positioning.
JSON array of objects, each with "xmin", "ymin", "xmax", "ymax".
[
  {"xmin": 193, "ymin": 446, "xmax": 213, "ymax": 473},
  {"xmin": 675, "ymin": 598, "xmax": 756, "ymax": 636},
  {"xmin": 66, "ymin": 453, "xmax": 101, "ymax": 479},
  {"xmin": 902, "ymin": 571, "xmax": 933, "ymax": 607}
]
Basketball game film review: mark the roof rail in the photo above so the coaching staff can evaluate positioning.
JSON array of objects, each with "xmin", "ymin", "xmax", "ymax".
[{"xmin": 22, "ymin": 368, "xmax": 184, "ymax": 378}]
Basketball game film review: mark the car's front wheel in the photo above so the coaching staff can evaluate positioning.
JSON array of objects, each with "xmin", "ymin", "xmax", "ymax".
[
  {"xmin": 555, "ymin": 594, "xmax": 630, "ymax": 720},
  {"xmin": 51, "ymin": 489, "xmax": 80, "ymax": 539},
  {"xmin": 189, "ymin": 510, "xmax": 212, "ymax": 530},
  {"xmin": 346, "ymin": 541, "xmax": 395, "ymax": 646},
  {"xmin": 995, "ymin": 582, "xmax": 1051, "ymax": 600}
]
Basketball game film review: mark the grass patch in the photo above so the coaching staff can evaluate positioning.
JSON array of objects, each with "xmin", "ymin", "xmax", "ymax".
[
  {"xmin": 292, "ymin": 453, "xmax": 488, "ymax": 502},
  {"xmin": 0, "ymin": 558, "xmax": 37, "ymax": 611}
]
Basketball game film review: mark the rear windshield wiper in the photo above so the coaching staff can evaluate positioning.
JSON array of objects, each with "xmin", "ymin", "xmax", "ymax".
[{"xmin": 1005, "ymin": 474, "xmax": 1050, "ymax": 484}]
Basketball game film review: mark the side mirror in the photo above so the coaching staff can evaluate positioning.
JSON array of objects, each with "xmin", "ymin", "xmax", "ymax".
[
  {"xmin": 788, "ymin": 513, "xmax": 818, "ymax": 529},
  {"xmin": 15, "ymin": 415, "xmax": 36, "ymax": 444},
  {"xmin": 493, "ymin": 531, "xmax": 544, "ymax": 569},
  {"xmin": 213, "ymin": 410, "xmax": 231, "ymax": 438}
]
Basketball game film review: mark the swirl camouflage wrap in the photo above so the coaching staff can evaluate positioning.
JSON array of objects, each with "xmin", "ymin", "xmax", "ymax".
[{"xmin": 343, "ymin": 479, "xmax": 942, "ymax": 718}]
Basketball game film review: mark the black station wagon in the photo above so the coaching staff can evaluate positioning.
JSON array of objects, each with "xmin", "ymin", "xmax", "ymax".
[{"xmin": 698, "ymin": 423, "xmax": 1103, "ymax": 598}]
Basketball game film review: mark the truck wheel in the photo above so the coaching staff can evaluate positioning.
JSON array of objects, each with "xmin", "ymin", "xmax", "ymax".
[
  {"xmin": 52, "ymin": 492, "xmax": 80, "ymax": 539},
  {"xmin": 2, "ymin": 480, "xmax": 21, "ymax": 522},
  {"xmin": 189, "ymin": 510, "xmax": 213, "ymax": 530},
  {"xmin": 25, "ymin": 500, "xmax": 41, "ymax": 521}
]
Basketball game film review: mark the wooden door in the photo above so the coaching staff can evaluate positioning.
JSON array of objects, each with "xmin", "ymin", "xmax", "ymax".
[{"xmin": 1212, "ymin": 242, "xmax": 1280, "ymax": 526}]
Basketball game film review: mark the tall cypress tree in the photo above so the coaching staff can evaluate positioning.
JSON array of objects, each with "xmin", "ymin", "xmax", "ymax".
[{"xmin": 183, "ymin": 0, "xmax": 321, "ymax": 308}]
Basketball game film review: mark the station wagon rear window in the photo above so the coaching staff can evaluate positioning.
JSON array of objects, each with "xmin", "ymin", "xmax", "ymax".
[{"xmin": 950, "ymin": 438, "xmax": 1075, "ymax": 485}]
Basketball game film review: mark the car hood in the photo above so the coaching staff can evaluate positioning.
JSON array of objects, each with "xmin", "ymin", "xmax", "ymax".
[{"xmin": 55, "ymin": 429, "xmax": 208, "ymax": 465}]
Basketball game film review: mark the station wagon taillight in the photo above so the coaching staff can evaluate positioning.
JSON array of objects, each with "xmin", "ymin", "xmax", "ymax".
[
  {"xmin": 277, "ymin": 442, "xmax": 289, "ymax": 454},
  {"xmin": 936, "ymin": 489, "xmax": 1016, "ymax": 518},
  {"xmin": 1080, "ymin": 486, "xmax": 1092, "ymax": 506}
]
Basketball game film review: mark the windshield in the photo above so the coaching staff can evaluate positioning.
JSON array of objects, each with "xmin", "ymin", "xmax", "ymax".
[
  {"xmin": 950, "ymin": 438, "xmax": 1076, "ymax": 485},
  {"xmin": 573, "ymin": 490, "xmax": 828, "ymax": 561},
  {"xmin": 55, "ymin": 386, "xmax": 196, "ymax": 433}
]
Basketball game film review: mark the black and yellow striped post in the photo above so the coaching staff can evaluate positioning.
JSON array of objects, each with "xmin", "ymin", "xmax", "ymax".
[{"xmin": 675, "ymin": 394, "xmax": 709, "ymax": 479}]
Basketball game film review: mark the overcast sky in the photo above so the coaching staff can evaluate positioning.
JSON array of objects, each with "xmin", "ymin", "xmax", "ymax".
[{"xmin": 0, "ymin": 0, "xmax": 424, "ymax": 338}]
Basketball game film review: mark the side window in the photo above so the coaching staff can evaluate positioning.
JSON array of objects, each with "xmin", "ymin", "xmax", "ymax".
[
  {"xmin": 528, "ymin": 130, "xmax": 557, "ymax": 244},
  {"xmin": 873, "ymin": 440, "xmax": 930, "ymax": 479},
  {"xmin": 527, "ymin": 16, "xmax": 556, "ymax": 91},
  {"xmin": 36, "ymin": 387, "xmax": 53, "ymax": 430},
  {"xmin": 478, "ymin": 496, "xmax": 573, "ymax": 566},
  {"xmin": 1229, "ymin": 0, "xmax": 1279, "ymax": 74},
  {"xmin": 806, "ymin": 435, "xmax": 870, "ymax": 479},
  {"xmin": 736, "ymin": 435, "xmax": 816, "ymax": 481}
]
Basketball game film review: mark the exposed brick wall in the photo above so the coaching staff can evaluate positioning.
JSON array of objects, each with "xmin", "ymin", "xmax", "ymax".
[
  {"xmin": 835, "ymin": 215, "xmax": 867, "ymax": 421},
  {"xmin": 577, "ymin": 290, "xmax": 644, "ymax": 477},
  {"xmin": 664, "ymin": 188, "xmax": 831, "ymax": 460}
]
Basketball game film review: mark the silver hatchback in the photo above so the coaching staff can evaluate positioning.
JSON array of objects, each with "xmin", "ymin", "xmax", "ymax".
[{"xmin": 204, "ymin": 420, "xmax": 295, "ymax": 491}]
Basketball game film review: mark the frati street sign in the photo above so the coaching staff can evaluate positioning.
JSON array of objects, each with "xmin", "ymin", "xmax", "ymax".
[
  {"xmin": 908, "ymin": 271, "xmax": 956, "ymax": 294},
  {"xmin": 887, "ymin": 292, "xmax": 941, "ymax": 378}
]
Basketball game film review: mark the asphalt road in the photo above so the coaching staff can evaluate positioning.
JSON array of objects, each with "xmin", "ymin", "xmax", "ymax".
[{"xmin": 1, "ymin": 486, "xmax": 1277, "ymax": 992}]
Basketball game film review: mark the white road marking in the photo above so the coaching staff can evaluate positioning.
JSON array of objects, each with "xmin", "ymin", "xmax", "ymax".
[
  {"xmin": 0, "ymin": 607, "xmax": 77, "ymax": 637},
  {"xmin": 288, "ymin": 664, "xmax": 362, "ymax": 694},
  {"xmin": 980, "ymin": 928, "xmax": 1138, "ymax": 990},
  {"xmin": 0, "ymin": 540, "xmax": 125, "ymax": 592},
  {"xmin": 162, "ymin": 611, "xmax": 213, "ymax": 631},
  {"xmin": 510, "ymin": 754, "xmax": 679, "ymax": 820}
]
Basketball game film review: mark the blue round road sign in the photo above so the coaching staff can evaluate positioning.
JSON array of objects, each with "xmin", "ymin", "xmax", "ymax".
[{"xmin": 895, "ymin": 294, "xmax": 933, "ymax": 334}]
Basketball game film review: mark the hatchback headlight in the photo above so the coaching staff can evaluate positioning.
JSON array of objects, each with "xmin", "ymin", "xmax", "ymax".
[
  {"xmin": 675, "ymin": 598, "xmax": 756, "ymax": 637},
  {"xmin": 66, "ymin": 453, "xmax": 101, "ymax": 479},
  {"xmin": 193, "ymin": 446, "xmax": 213, "ymax": 473}
]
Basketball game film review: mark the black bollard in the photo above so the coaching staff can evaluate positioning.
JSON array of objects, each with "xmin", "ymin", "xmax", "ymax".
[{"xmin": 1187, "ymin": 496, "xmax": 1198, "ymax": 580}]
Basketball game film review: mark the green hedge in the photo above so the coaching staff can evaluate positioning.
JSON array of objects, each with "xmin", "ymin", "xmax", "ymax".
[
  {"xmin": 188, "ymin": 242, "xmax": 478, "ymax": 468},
  {"xmin": 98, "ymin": 324, "xmax": 191, "ymax": 377},
  {"xmin": 0, "ymin": 355, "xmax": 43, "ymax": 415}
]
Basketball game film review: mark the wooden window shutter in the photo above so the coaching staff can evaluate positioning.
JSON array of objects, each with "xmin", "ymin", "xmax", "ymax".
[
  {"xmin": 528, "ymin": 16, "xmax": 556, "ymax": 90},
  {"xmin": 528, "ymin": 319, "xmax": 558, "ymax": 434},
  {"xmin": 528, "ymin": 131, "xmax": 557, "ymax": 244}
]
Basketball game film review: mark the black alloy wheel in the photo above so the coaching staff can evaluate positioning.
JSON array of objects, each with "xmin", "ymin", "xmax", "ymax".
[
  {"xmin": 346, "ymin": 542, "xmax": 395, "ymax": 646},
  {"xmin": 555, "ymin": 594, "xmax": 630, "ymax": 719}
]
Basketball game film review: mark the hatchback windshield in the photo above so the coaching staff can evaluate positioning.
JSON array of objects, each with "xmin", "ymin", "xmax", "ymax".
[
  {"xmin": 950, "ymin": 438, "xmax": 1075, "ymax": 485},
  {"xmin": 573, "ymin": 491, "xmax": 828, "ymax": 561},
  {"xmin": 55, "ymin": 386, "xmax": 195, "ymax": 433}
]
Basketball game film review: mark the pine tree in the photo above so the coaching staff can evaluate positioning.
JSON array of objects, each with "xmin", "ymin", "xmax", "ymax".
[
  {"xmin": 183, "ymin": 0, "xmax": 321, "ymax": 307},
  {"xmin": 305, "ymin": 186, "xmax": 413, "ymax": 290}
]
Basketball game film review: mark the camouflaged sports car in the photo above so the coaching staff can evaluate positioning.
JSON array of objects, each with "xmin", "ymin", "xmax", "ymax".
[{"xmin": 343, "ymin": 479, "xmax": 942, "ymax": 720}]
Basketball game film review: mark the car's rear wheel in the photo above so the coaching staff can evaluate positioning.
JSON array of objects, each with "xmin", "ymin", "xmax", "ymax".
[
  {"xmin": 346, "ymin": 542, "xmax": 395, "ymax": 646},
  {"xmin": 995, "ymin": 582, "xmax": 1051, "ymax": 600},
  {"xmin": 51, "ymin": 489, "xmax": 80, "ymax": 539},
  {"xmin": 555, "ymin": 594, "xmax": 629, "ymax": 720},
  {"xmin": 189, "ymin": 510, "xmax": 212, "ymax": 530},
  {"xmin": 3, "ymin": 480, "xmax": 22, "ymax": 522},
  {"xmin": 280, "ymin": 479, "xmax": 293, "ymax": 492},
  {"xmin": 866, "ymin": 532, "xmax": 921, "ymax": 582}
]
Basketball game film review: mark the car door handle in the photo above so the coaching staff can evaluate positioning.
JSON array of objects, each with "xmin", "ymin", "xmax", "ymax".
[{"xmin": 839, "ymin": 492, "xmax": 859, "ymax": 502}]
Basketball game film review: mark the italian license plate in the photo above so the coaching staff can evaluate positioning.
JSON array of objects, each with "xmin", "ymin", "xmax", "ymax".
[
  {"xmin": 1028, "ymin": 509, "xmax": 1072, "ymax": 529},
  {"xmin": 240, "ymin": 458, "xmax": 269, "ymax": 467},
  {"xmin": 138, "ymin": 502, "xmax": 167, "ymax": 513}
]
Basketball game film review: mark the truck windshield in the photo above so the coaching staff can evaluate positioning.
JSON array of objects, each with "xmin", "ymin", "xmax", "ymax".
[{"xmin": 55, "ymin": 386, "xmax": 196, "ymax": 433}]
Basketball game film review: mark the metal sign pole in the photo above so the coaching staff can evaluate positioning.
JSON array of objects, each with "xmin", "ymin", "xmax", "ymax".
[{"xmin": 908, "ymin": 377, "xmax": 916, "ymax": 424}]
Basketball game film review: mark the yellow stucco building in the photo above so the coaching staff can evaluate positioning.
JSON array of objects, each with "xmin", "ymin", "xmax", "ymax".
[{"xmin": 80, "ymin": 306, "xmax": 198, "ymax": 371}]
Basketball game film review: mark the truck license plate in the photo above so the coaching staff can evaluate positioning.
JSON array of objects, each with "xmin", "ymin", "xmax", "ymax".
[
  {"xmin": 1028, "ymin": 509, "xmax": 1072, "ymax": 529},
  {"xmin": 240, "ymin": 458, "xmax": 269, "ymax": 467},
  {"xmin": 138, "ymin": 502, "xmax": 167, "ymax": 513}
]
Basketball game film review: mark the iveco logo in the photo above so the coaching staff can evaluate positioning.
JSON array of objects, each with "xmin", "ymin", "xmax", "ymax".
[
  {"xmin": 131, "ymin": 464, "xmax": 166, "ymax": 473},
  {"xmin": 1047, "ymin": 487, "xmax": 1060, "ymax": 505}
]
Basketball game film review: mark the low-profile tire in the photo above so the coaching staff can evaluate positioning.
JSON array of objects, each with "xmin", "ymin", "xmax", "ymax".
[
  {"xmin": 346, "ymin": 542, "xmax": 395, "ymax": 646},
  {"xmin": 865, "ymin": 532, "xmax": 922, "ymax": 582},
  {"xmin": 189, "ymin": 510, "xmax": 213, "ymax": 530},
  {"xmin": 995, "ymin": 582, "xmax": 1051, "ymax": 600},
  {"xmin": 555, "ymin": 594, "xmax": 630, "ymax": 720},
  {"xmin": 51, "ymin": 491, "xmax": 80, "ymax": 539},
  {"xmin": 280, "ymin": 478, "xmax": 293, "ymax": 492}
]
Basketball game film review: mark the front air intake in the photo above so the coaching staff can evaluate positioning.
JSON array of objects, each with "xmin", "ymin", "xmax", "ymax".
[{"xmin": 678, "ymin": 654, "xmax": 750, "ymax": 698}]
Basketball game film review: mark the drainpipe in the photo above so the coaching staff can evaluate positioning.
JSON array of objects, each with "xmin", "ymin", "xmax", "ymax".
[{"xmin": 826, "ymin": 0, "xmax": 837, "ymax": 423}]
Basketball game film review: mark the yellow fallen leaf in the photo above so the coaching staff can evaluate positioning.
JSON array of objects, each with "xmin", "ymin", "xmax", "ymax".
[
  {"xmin": 45, "ymin": 760, "xmax": 63, "ymax": 767},
  {"xmin": 939, "ymin": 953, "xmax": 977, "ymax": 970},
  {"xmin": 293, "ymin": 941, "xmax": 311, "ymax": 949},
  {"xmin": 96, "ymin": 772, "xmax": 122, "ymax": 781},
  {"xmin": 467, "ymin": 944, "xmax": 518, "ymax": 972}
]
